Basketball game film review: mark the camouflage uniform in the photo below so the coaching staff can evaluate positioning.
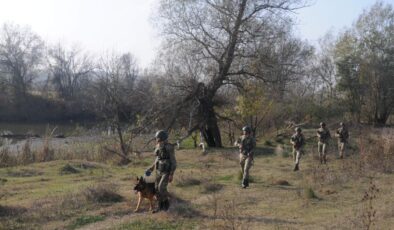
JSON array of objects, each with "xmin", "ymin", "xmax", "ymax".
[
  {"xmin": 317, "ymin": 125, "xmax": 331, "ymax": 164},
  {"xmin": 335, "ymin": 124, "xmax": 349, "ymax": 159},
  {"xmin": 290, "ymin": 129, "xmax": 305, "ymax": 171},
  {"xmin": 237, "ymin": 134, "xmax": 256, "ymax": 188},
  {"xmin": 148, "ymin": 142, "xmax": 176, "ymax": 211}
]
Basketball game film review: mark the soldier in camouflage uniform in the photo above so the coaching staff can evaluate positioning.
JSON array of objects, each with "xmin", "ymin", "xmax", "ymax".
[
  {"xmin": 335, "ymin": 122, "xmax": 349, "ymax": 159},
  {"xmin": 316, "ymin": 122, "xmax": 331, "ymax": 164},
  {"xmin": 290, "ymin": 127, "xmax": 305, "ymax": 171},
  {"xmin": 146, "ymin": 130, "xmax": 177, "ymax": 212},
  {"xmin": 236, "ymin": 126, "xmax": 256, "ymax": 189}
]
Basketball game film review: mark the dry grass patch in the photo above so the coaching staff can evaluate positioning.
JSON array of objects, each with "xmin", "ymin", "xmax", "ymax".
[
  {"xmin": 83, "ymin": 183, "xmax": 124, "ymax": 203},
  {"xmin": 0, "ymin": 205, "xmax": 27, "ymax": 217}
]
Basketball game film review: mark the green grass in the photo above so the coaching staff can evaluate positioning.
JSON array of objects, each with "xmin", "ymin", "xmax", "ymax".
[
  {"xmin": 117, "ymin": 219, "xmax": 195, "ymax": 230},
  {"xmin": 0, "ymin": 135, "xmax": 394, "ymax": 229},
  {"xmin": 67, "ymin": 215, "xmax": 105, "ymax": 229},
  {"xmin": 217, "ymin": 174, "xmax": 234, "ymax": 182},
  {"xmin": 304, "ymin": 187, "xmax": 319, "ymax": 199},
  {"xmin": 179, "ymin": 135, "xmax": 199, "ymax": 149}
]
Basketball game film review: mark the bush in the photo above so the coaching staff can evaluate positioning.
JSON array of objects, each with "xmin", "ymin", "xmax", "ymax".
[
  {"xmin": 0, "ymin": 205, "xmax": 27, "ymax": 217},
  {"xmin": 20, "ymin": 139, "xmax": 35, "ymax": 165},
  {"xmin": 304, "ymin": 187, "xmax": 318, "ymax": 199},
  {"xmin": 59, "ymin": 164, "xmax": 80, "ymax": 175},
  {"xmin": 175, "ymin": 174, "xmax": 201, "ymax": 187},
  {"xmin": 83, "ymin": 184, "xmax": 124, "ymax": 203},
  {"xmin": 6, "ymin": 168, "xmax": 43, "ymax": 177},
  {"xmin": 37, "ymin": 138, "xmax": 54, "ymax": 162},
  {"xmin": 0, "ymin": 148, "xmax": 16, "ymax": 167},
  {"xmin": 264, "ymin": 140, "xmax": 274, "ymax": 146},
  {"xmin": 202, "ymin": 182, "xmax": 223, "ymax": 193}
]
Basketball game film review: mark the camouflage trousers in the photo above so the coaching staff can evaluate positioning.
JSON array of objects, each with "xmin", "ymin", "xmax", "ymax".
[
  {"xmin": 155, "ymin": 171, "xmax": 170, "ymax": 202},
  {"xmin": 292, "ymin": 147, "xmax": 303, "ymax": 165},
  {"xmin": 240, "ymin": 154, "xmax": 253, "ymax": 181},
  {"xmin": 318, "ymin": 141, "xmax": 328, "ymax": 161},
  {"xmin": 338, "ymin": 141, "xmax": 346, "ymax": 158}
]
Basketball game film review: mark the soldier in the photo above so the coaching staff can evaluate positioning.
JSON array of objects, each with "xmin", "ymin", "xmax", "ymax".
[
  {"xmin": 145, "ymin": 130, "xmax": 176, "ymax": 212},
  {"xmin": 316, "ymin": 122, "xmax": 331, "ymax": 164},
  {"xmin": 335, "ymin": 122, "xmax": 349, "ymax": 159},
  {"xmin": 236, "ymin": 126, "xmax": 256, "ymax": 189},
  {"xmin": 290, "ymin": 127, "xmax": 305, "ymax": 171}
]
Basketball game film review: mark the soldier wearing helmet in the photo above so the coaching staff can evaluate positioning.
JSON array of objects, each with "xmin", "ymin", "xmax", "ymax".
[
  {"xmin": 290, "ymin": 127, "xmax": 305, "ymax": 171},
  {"xmin": 146, "ymin": 130, "xmax": 177, "ymax": 212},
  {"xmin": 316, "ymin": 122, "xmax": 331, "ymax": 164},
  {"xmin": 335, "ymin": 122, "xmax": 349, "ymax": 159},
  {"xmin": 236, "ymin": 126, "xmax": 256, "ymax": 188}
]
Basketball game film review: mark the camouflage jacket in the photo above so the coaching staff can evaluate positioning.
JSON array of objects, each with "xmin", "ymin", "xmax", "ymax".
[
  {"xmin": 237, "ymin": 135, "xmax": 256, "ymax": 155},
  {"xmin": 149, "ymin": 142, "xmax": 177, "ymax": 175},
  {"xmin": 291, "ymin": 133, "xmax": 305, "ymax": 149},
  {"xmin": 336, "ymin": 127, "xmax": 349, "ymax": 143},
  {"xmin": 317, "ymin": 127, "xmax": 331, "ymax": 143}
]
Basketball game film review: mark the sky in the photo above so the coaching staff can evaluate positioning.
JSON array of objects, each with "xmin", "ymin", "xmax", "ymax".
[{"xmin": 0, "ymin": 0, "xmax": 393, "ymax": 68}]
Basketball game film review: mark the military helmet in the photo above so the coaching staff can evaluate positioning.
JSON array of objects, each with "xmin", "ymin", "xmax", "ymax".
[
  {"xmin": 242, "ymin": 126, "xmax": 252, "ymax": 133},
  {"xmin": 320, "ymin": 122, "xmax": 326, "ymax": 127},
  {"xmin": 295, "ymin": 127, "xmax": 302, "ymax": 132},
  {"xmin": 155, "ymin": 130, "xmax": 168, "ymax": 141}
]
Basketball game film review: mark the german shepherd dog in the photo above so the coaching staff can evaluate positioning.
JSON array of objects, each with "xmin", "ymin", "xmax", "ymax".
[{"xmin": 133, "ymin": 176, "xmax": 156, "ymax": 212}]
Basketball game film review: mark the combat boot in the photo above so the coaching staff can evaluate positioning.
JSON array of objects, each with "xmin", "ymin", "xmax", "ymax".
[
  {"xmin": 293, "ymin": 163, "xmax": 299, "ymax": 171},
  {"xmin": 162, "ymin": 199, "xmax": 170, "ymax": 211},
  {"xmin": 242, "ymin": 178, "xmax": 249, "ymax": 188}
]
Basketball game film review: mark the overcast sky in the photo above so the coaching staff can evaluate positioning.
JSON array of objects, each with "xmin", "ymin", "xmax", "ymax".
[{"xmin": 0, "ymin": 0, "xmax": 392, "ymax": 68}]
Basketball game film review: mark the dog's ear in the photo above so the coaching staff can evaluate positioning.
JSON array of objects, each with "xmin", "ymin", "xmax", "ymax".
[
  {"xmin": 139, "ymin": 176, "xmax": 143, "ymax": 181},
  {"xmin": 136, "ymin": 177, "xmax": 139, "ymax": 181}
]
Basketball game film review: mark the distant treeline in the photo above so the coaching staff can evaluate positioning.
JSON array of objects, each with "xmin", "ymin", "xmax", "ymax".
[{"xmin": 0, "ymin": 1, "xmax": 393, "ymax": 146}]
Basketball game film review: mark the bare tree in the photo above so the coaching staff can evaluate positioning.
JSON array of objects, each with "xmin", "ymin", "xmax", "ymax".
[
  {"xmin": 0, "ymin": 23, "xmax": 44, "ymax": 103},
  {"xmin": 92, "ymin": 52, "xmax": 139, "ymax": 164},
  {"xmin": 313, "ymin": 32, "xmax": 337, "ymax": 100},
  {"xmin": 47, "ymin": 44, "xmax": 94, "ymax": 100},
  {"xmin": 155, "ymin": 0, "xmax": 308, "ymax": 147}
]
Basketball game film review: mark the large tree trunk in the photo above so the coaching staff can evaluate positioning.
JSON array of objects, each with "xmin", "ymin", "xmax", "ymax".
[
  {"xmin": 199, "ymin": 96, "xmax": 222, "ymax": 148},
  {"xmin": 374, "ymin": 111, "xmax": 389, "ymax": 126}
]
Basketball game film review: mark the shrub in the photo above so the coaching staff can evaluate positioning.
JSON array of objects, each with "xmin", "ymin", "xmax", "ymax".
[
  {"xmin": 0, "ymin": 205, "xmax": 27, "ymax": 217},
  {"xmin": 20, "ymin": 139, "xmax": 35, "ymax": 165},
  {"xmin": 0, "ymin": 148, "xmax": 16, "ymax": 167},
  {"xmin": 59, "ymin": 164, "xmax": 80, "ymax": 175},
  {"xmin": 264, "ymin": 140, "xmax": 274, "ymax": 146},
  {"xmin": 175, "ymin": 173, "xmax": 201, "ymax": 187},
  {"xmin": 37, "ymin": 137, "xmax": 54, "ymax": 162},
  {"xmin": 83, "ymin": 184, "xmax": 124, "ymax": 203},
  {"xmin": 304, "ymin": 187, "xmax": 318, "ymax": 199},
  {"xmin": 202, "ymin": 182, "xmax": 223, "ymax": 193}
]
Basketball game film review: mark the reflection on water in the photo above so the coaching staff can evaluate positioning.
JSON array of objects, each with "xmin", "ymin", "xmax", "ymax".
[
  {"xmin": 0, "ymin": 122, "xmax": 92, "ymax": 136},
  {"xmin": 0, "ymin": 122, "xmax": 101, "ymax": 153}
]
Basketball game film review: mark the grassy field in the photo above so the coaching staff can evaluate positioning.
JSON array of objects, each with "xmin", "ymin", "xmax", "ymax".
[{"xmin": 0, "ymin": 131, "xmax": 394, "ymax": 229}]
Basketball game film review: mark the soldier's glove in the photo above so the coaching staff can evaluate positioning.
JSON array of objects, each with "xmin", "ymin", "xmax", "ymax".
[{"xmin": 145, "ymin": 169, "xmax": 152, "ymax": 177}]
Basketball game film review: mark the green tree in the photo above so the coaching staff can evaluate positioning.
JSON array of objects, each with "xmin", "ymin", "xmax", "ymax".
[
  {"xmin": 335, "ymin": 2, "xmax": 394, "ymax": 125},
  {"xmin": 235, "ymin": 82, "xmax": 273, "ymax": 136}
]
